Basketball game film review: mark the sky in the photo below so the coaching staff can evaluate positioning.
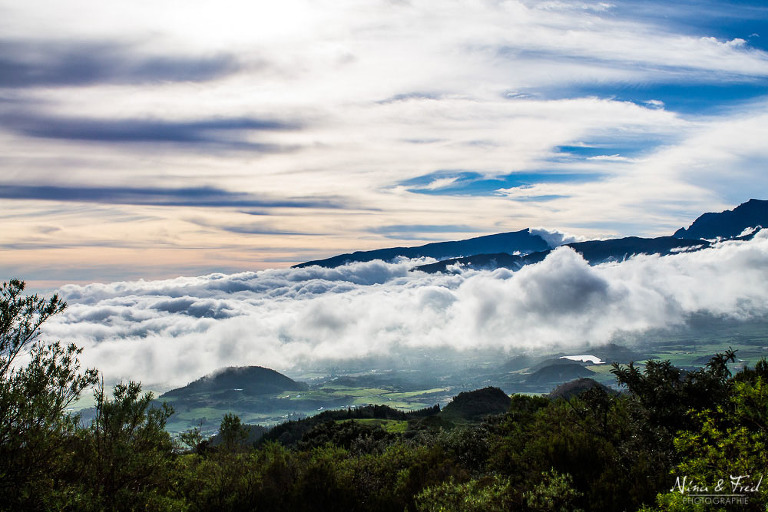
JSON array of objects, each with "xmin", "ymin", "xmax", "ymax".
[{"xmin": 1, "ymin": 0, "xmax": 768, "ymax": 289}]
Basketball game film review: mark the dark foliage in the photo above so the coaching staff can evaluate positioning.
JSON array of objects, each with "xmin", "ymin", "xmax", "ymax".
[
  {"xmin": 298, "ymin": 420, "xmax": 395, "ymax": 453},
  {"xmin": 548, "ymin": 377, "xmax": 615, "ymax": 400},
  {"xmin": 260, "ymin": 403, "xmax": 439, "ymax": 447},
  {"xmin": 440, "ymin": 386, "xmax": 512, "ymax": 420}
]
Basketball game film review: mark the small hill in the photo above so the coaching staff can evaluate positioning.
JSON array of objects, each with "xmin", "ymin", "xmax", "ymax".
[
  {"xmin": 548, "ymin": 378, "xmax": 615, "ymax": 400},
  {"xmin": 161, "ymin": 366, "xmax": 308, "ymax": 400},
  {"xmin": 440, "ymin": 387, "xmax": 512, "ymax": 421},
  {"xmin": 525, "ymin": 362, "xmax": 595, "ymax": 385},
  {"xmin": 674, "ymin": 199, "xmax": 768, "ymax": 240}
]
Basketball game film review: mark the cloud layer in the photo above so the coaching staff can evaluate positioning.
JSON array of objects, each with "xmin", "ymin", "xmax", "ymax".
[{"xmin": 42, "ymin": 232, "xmax": 768, "ymax": 389}]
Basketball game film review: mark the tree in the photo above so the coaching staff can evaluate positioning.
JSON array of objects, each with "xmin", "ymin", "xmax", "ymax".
[
  {"xmin": 219, "ymin": 412, "xmax": 249, "ymax": 452},
  {"xmin": 178, "ymin": 421, "xmax": 206, "ymax": 454},
  {"xmin": 1, "ymin": 279, "xmax": 65, "ymax": 375},
  {"xmin": 416, "ymin": 475, "xmax": 514, "ymax": 512},
  {"xmin": 0, "ymin": 279, "xmax": 99, "ymax": 509},
  {"xmin": 524, "ymin": 469, "xmax": 583, "ymax": 512},
  {"xmin": 76, "ymin": 380, "xmax": 177, "ymax": 511},
  {"xmin": 648, "ymin": 366, "xmax": 768, "ymax": 512},
  {"xmin": 610, "ymin": 350, "xmax": 737, "ymax": 471}
]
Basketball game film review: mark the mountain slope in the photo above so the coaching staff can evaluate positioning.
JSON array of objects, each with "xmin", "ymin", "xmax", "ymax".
[
  {"xmin": 415, "ymin": 236, "xmax": 709, "ymax": 273},
  {"xmin": 674, "ymin": 198, "xmax": 768, "ymax": 240},
  {"xmin": 568, "ymin": 236, "xmax": 710, "ymax": 262},
  {"xmin": 161, "ymin": 366, "xmax": 307, "ymax": 400},
  {"xmin": 293, "ymin": 229, "xmax": 550, "ymax": 268}
]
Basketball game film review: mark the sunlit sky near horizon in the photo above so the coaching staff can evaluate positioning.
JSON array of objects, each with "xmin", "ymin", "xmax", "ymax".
[{"xmin": 2, "ymin": 0, "xmax": 768, "ymax": 289}]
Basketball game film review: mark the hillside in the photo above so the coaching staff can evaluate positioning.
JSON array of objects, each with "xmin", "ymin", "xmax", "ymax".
[
  {"xmin": 158, "ymin": 366, "xmax": 311, "ymax": 433},
  {"xmin": 161, "ymin": 366, "xmax": 307, "ymax": 399},
  {"xmin": 415, "ymin": 236, "xmax": 709, "ymax": 273}
]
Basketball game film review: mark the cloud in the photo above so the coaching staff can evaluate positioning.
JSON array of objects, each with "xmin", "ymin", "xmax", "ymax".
[
  {"xmin": 188, "ymin": 216, "xmax": 330, "ymax": 235},
  {"xmin": 0, "ymin": 185, "xmax": 348, "ymax": 209},
  {"xmin": 42, "ymin": 233, "xmax": 768, "ymax": 389},
  {"xmin": 586, "ymin": 154, "xmax": 632, "ymax": 162},
  {"xmin": 377, "ymin": 92, "xmax": 442, "ymax": 104},
  {"xmin": 422, "ymin": 177, "xmax": 462, "ymax": 191},
  {"xmin": 1, "ymin": 112, "xmax": 299, "ymax": 150},
  {"xmin": 0, "ymin": 39, "xmax": 241, "ymax": 87},
  {"xmin": 529, "ymin": 228, "xmax": 586, "ymax": 247}
]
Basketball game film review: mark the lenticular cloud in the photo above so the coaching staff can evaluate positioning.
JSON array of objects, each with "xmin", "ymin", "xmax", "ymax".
[{"xmin": 44, "ymin": 231, "xmax": 768, "ymax": 389}]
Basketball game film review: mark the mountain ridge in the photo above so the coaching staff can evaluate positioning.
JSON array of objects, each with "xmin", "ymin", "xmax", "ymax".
[
  {"xmin": 293, "ymin": 228, "xmax": 550, "ymax": 268},
  {"xmin": 295, "ymin": 199, "xmax": 766, "ymax": 273},
  {"xmin": 415, "ymin": 236, "xmax": 711, "ymax": 273},
  {"xmin": 674, "ymin": 198, "xmax": 768, "ymax": 240}
]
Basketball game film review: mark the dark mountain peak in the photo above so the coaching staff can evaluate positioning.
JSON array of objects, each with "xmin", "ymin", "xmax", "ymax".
[
  {"xmin": 294, "ymin": 228, "xmax": 551, "ymax": 268},
  {"xmin": 674, "ymin": 199, "xmax": 768, "ymax": 240},
  {"xmin": 160, "ymin": 365, "xmax": 307, "ymax": 399}
]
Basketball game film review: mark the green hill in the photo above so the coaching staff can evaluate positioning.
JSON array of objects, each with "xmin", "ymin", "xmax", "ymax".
[
  {"xmin": 440, "ymin": 387, "xmax": 511, "ymax": 421},
  {"xmin": 161, "ymin": 366, "xmax": 307, "ymax": 399}
]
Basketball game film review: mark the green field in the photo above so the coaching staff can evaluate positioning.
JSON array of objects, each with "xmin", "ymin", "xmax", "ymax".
[{"xmin": 159, "ymin": 383, "xmax": 453, "ymax": 434}]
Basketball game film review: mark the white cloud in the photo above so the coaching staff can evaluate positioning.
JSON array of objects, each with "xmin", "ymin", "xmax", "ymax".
[
  {"xmin": 42, "ymin": 232, "xmax": 768, "ymax": 389},
  {"xmin": 422, "ymin": 177, "xmax": 460, "ymax": 191},
  {"xmin": 587, "ymin": 154, "xmax": 632, "ymax": 162},
  {"xmin": 530, "ymin": 228, "xmax": 586, "ymax": 247}
]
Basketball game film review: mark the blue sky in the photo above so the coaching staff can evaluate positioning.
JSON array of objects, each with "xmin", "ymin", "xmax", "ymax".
[{"xmin": 1, "ymin": 0, "xmax": 768, "ymax": 288}]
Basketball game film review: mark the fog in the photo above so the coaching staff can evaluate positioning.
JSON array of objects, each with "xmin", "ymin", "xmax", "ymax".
[{"xmin": 43, "ymin": 231, "xmax": 768, "ymax": 389}]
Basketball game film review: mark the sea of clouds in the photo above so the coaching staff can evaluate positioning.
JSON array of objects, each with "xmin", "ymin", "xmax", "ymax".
[{"xmin": 43, "ymin": 231, "xmax": 768, "ymax": 389}]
